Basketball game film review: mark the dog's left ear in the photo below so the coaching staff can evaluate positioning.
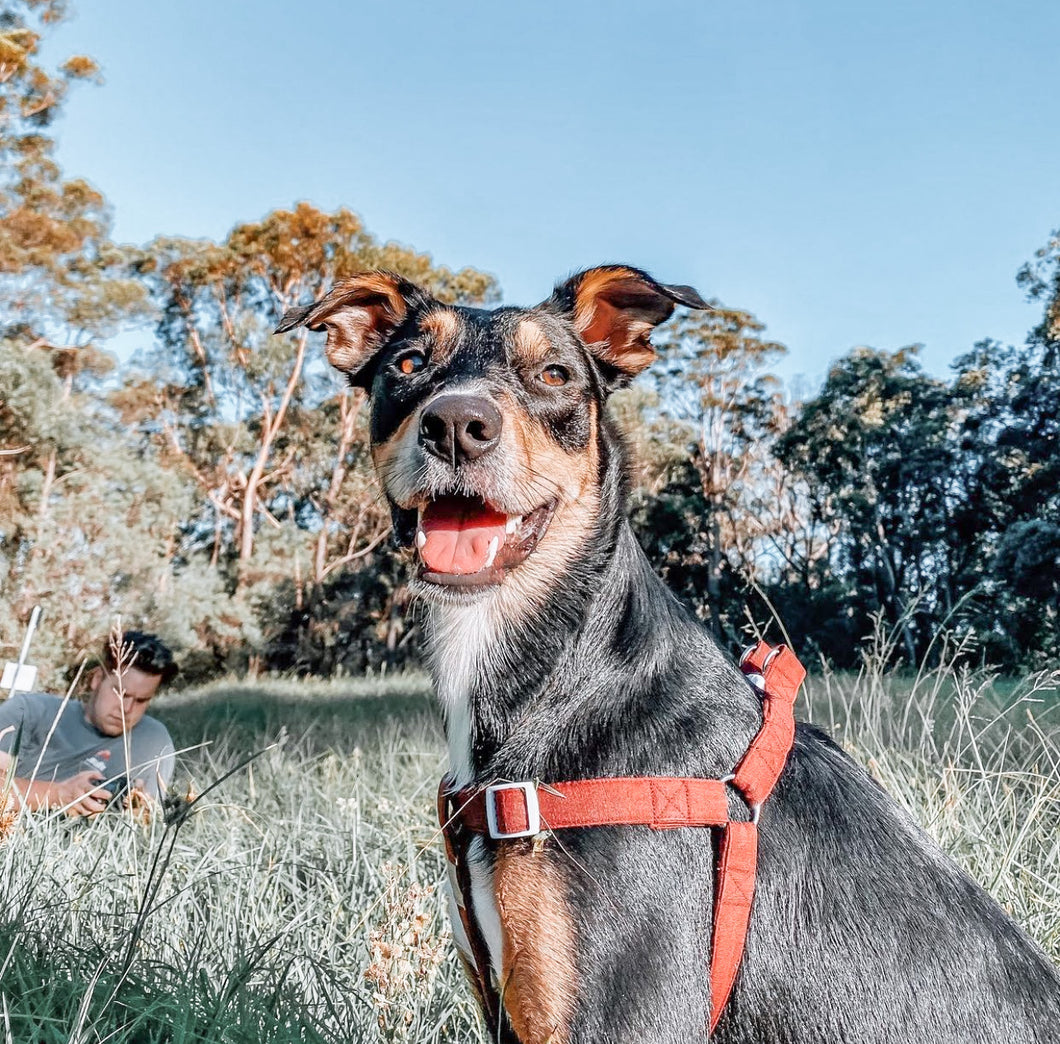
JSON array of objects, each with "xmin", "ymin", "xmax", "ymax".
[
  {"xmin": 275, "ymin": 271, "xmax": 429, "ymax": 388},
  {"xmin": 542, "ymin": 265, "xmax": 711, "ymax": 381}
]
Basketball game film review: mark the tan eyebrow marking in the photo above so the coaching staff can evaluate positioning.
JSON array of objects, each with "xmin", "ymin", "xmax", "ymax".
[
  {"xmin": 513, "ymin": 318, "xmax": 554, "ymax": 365},
  {"xmin": 420, "ymin": 309, "xmax": 464, "ymax": 363}
]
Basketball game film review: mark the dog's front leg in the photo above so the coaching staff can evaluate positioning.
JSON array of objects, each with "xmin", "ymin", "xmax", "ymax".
[
  {"xmin": 490, "ymin": 837, "xmax": 579, "ymax": 1044},
  {"xmin": 487, "ymin": 829, "xmax": 715, "ymax": 1044}
]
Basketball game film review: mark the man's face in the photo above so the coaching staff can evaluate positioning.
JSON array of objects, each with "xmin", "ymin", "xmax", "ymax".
[{"xmin": 86, "ymin": 666, "xmax": 162, "ymax": 736}]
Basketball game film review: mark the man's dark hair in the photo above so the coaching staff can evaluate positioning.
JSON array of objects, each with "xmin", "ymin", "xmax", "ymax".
[{"xmin": 102, "ymin": 631, "xmax": 179, "ymax": 685}]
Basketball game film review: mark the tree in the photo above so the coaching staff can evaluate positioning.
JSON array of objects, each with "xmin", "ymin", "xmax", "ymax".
[
  {"xmin": 629, "ymin": 304, "xmax": 792, "ymax": 645},
  {"xmin": 775, "ymin": 346, "xmax": 963, "ymax": 665},
  {"xmin": 0, "ymin": 2, "xmax": 165, "ymax": 678},
  {"xmin": 0, "ymin": 1, "xmax": 148, "ymax": 346},
  {"xmin": 1012, "ymin": 230, "xmax": 1060, "ymax": 527},
  {"xmin": 0, "ymin": 338, "xmax": 192, "ymax": 677},
  {"xmin": 948, "ymin": 230, "xmax": 1060, "ymax": 664}
]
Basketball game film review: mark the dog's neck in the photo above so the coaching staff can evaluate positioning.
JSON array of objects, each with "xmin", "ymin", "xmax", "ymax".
[{"xmin": 426, "ymin": 517, "xmax": 748, "ymax": 787}]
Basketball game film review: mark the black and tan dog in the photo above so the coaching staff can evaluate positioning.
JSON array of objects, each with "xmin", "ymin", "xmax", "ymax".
[{"xmin": 279, "ymin": 267, "xmax": 1060, "ymax": 1043}]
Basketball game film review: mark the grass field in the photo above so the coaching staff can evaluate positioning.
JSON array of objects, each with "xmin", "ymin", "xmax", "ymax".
[{"xmin": 1, "ymin": 657, "xmax": 1058, "ymax": 1043}]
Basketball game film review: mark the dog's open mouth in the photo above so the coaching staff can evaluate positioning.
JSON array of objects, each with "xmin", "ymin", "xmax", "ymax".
[{"xmin": 415, "ymin": 494, "xmax": 555, "ymax": 586}]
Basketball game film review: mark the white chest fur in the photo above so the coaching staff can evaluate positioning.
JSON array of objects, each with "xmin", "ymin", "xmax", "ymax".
[
  {"xmin": 444, "ymin": 837, "xmax": 505, "ymax": 982},
  {"xmin": 428, "ymin": 600, "xmax": 499, "ymax": 788}
]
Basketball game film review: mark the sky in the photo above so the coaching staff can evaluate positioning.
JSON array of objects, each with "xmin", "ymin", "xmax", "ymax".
[{"xmin": 42, "ymin": 0, "xmax": 1060, "ymax": 389}]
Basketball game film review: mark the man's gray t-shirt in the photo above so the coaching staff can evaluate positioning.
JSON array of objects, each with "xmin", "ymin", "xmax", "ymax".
[{"xmin": 0, "ymin": 693, "xmax": 174, "ymax": 799}]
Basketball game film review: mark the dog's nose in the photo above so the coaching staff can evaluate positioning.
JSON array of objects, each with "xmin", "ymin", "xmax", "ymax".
[{"xmin": 419, "ymin": 394, "xmax": 502, "ymax": 464}]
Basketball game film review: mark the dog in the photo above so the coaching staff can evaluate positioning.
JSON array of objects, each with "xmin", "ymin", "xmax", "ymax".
[{"xmin": 279, "ymin": 265, "xmax": 1060, "ymax": 1043}]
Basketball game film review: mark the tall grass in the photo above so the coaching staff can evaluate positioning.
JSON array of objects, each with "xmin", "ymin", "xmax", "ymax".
[
  {"xmin": 1, "ymin": 656, "xmax": 1057, "ymax": 1042},
  {"xmin": 0, "ymin": 676, "xmax": 482, "ymax": 1043},
  {"xmin": 804, "ymin": 628, "xmax": 1060, "ymax": 961}
]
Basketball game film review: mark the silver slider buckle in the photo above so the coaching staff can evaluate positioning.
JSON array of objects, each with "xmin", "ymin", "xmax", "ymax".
[
  {"xmin": 485, "ymin": 781, "xmax": 541, "ymax": 839},
  {"xmin": 740, "ymin": 644, "xmax": 779, "ymax": 694}
]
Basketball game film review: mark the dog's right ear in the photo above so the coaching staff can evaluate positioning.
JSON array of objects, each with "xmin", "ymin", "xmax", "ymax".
[
  {"xmin": 542, "ymin": 265, "xmax": 711, "ymax": 386},
  {"xmin": 275, "ymin": 271, "xmax": 428, "ymax": 387}
]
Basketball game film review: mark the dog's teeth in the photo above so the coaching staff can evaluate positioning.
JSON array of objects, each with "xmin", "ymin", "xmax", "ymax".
[
  {"xmin": 415, "ymin": 529, "xmax": 427, "ymax": 549},
  {"xmin": 484, "ymin": 536, "xmax": 500, "ymax": 568},
  {"xmin": 506, "ymin": 515, "xmax": 522, "ymax": 534}
]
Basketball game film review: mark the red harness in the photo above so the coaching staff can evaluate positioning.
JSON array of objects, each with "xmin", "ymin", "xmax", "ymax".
[{"xmin": 438, "ymin": 640, "xmax": 805, "ymax": 1035}]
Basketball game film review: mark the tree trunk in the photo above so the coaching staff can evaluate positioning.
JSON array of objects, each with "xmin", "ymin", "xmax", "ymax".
[
  {"xmin": 237, "ymin": 333, "xmax": 307, "ymax": 581},
  {"xmin": 875, "ymin": 519, "xmax": 917, "ymax": 665},
  {"xmin": 314, "ymin": 391, "xmax": 359, "ymax": 583},
  {"xmin": 38, "ymin": 448, "xmax": 56, "ymax": 520}
]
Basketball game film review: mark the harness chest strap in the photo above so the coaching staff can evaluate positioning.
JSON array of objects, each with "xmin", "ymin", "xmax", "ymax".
[{"xmin": 439, "ymin": 641, "xmax": 805, "ymax": 1036}]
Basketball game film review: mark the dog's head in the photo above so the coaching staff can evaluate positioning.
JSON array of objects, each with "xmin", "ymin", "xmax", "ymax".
[{"xmin": 278, "ymin": 265, "xmax": 709, "ymax": 607}]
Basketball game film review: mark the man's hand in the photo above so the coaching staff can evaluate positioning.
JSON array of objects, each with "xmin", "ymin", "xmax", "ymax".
[{"xmin": 52, "ymin": 770, "xmax": 110, "ymax": 817}]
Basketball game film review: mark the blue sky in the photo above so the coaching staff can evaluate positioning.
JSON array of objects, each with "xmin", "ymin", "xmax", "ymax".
[{"xmin": 44, "ymin": 0, "xmax": 1060, "ymax": 388}]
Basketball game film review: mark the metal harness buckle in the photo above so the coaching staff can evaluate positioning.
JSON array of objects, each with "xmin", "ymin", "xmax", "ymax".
[
  {"xmin": 485, "ymin": 781, "xmax": 541, "ymax": 839},
  {"xmin": 721, "ymin": 773, "xmax": 762, "ymax": 825},
  {"xmin": 740, "ymin": 643, "xmax": 780, "ymax": 695}
]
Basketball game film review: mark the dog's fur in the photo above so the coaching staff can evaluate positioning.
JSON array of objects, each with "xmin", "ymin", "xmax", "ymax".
[{"xmin": 280, "ymin": 266, "xmax": 1060, "ymax": 1043}]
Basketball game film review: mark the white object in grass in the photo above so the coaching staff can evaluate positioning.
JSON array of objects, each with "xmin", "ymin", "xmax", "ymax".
[
  {"xmin": 1, "ymin": 663, "xmax": 37, "ymax": 696},
  {"xmin": 3, "ymin": 605, "xmax": 41, "ymax": 699}
]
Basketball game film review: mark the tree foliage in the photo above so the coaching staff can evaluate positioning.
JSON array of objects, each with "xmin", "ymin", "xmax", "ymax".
[
  {"xmin": 629, "ymin": 304, "xmax": 793, "ymax": 645},
  {"xmin": 774, "ymin": 346, "xmax": 963, "ymax": 662},
  {"xmin": 0, "ymin": 4, "xmax": 1056, "ymax": 678},
  {"xmin": 0, "ymin": 1, "xmax": 162, "ymax": 672},
  {"xmin": 0, "ymin": 1, "xmax": 147, "ymax": 346}
]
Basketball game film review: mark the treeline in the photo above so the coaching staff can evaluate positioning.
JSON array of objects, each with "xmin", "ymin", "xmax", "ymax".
[
  {"xmin": 1, "ymin": 2, "xmax": 1057, "ymax": 683},
  {"xmin": 633, "ymin": 304, "xmax": 1060, "ymax": 669}
]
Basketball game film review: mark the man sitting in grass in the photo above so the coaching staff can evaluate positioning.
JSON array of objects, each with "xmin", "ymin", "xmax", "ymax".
[{"xmin": 0, "ymin": 630, "xmax": 177, "ymax": 816}]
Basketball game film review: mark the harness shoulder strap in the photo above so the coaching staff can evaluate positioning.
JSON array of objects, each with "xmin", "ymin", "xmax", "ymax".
[
  {"xmin": 734, "ymin": 642, "xmax": 806, "ymax": 807},
  {"xmin": 708, "ymin": 641, "xmax": 804, "ymax": 1031}
]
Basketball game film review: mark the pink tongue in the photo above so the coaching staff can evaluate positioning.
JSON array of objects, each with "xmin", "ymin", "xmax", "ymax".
[{"xmin": 420, "ymin": 498, "xmax": 508, "ymax": 575}]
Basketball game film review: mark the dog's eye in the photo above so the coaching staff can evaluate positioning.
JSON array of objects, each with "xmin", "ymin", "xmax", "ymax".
[
  {"xmin": 539, "ymin": 365, "xmax": 569, "ymax": 387},
  {"xmin": 396, "ymin": 351, "xmax": 426, "ymax": 376}
]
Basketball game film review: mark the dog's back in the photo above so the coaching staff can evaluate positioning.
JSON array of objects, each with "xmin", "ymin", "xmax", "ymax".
[{"xmin": 470, "ymin": 534, "xmax": 1060, "ymax": 1042}]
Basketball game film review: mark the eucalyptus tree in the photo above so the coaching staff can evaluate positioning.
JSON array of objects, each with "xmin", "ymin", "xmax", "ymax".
[
  {"xmin": 635, "ymin": 303, "xmax": 791, "ymax": 644},
  {"xmin": 0, "ymin": 0, "xmax": 148, "ymax": 345},
  {"xmin": 0, "ymin": 1, "xmax": 169, "ymax": 677}
]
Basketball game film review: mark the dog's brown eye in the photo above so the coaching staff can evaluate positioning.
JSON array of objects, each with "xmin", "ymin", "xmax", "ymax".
[
  {"xmin": 397, "ymin": 351, "xmax": 426, "ymax": 376},
  {"xmin": 540, "ymin": 365, "xmax": 569, "ymax": 387}
]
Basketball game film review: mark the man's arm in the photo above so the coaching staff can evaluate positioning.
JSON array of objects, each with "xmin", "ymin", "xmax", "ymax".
[
  {"xmin": 131, "ymin": 719, "xmax": 176, "ymax": 800},
  {"xmin": 1, "ymin": 742, "xmax": 110, "ymax": 816},
  {"xmin": 0, "ymin": 748, "xmax": 110, "ymax": 815}
]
